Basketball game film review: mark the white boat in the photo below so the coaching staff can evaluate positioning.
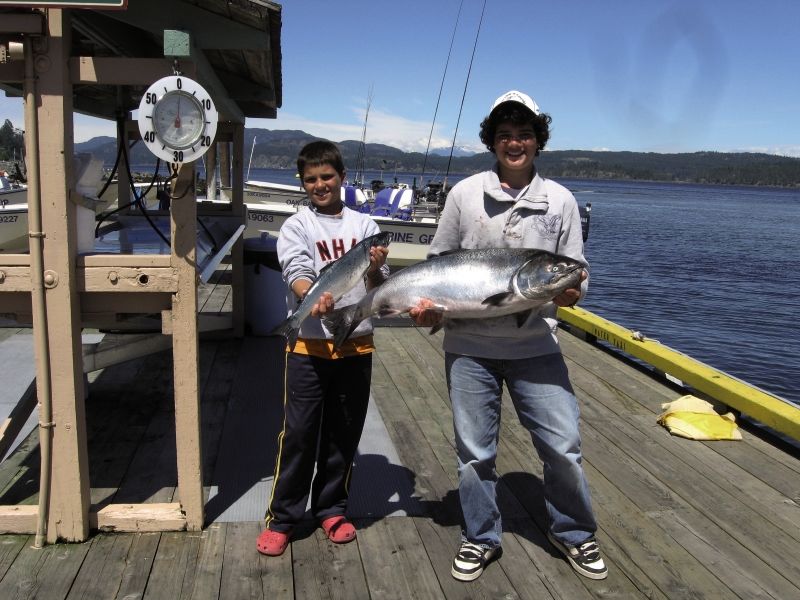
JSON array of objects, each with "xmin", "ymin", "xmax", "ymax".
[
  {"xmin": 244, "ymin": 183, "xmax": 438, "ymax": 266},
  {"xmin": 0, "ymin": 175, "xmax": 27, "ymax": 205},
  {"xmin": 0, "ymin": 180, "xmax": 160, "ymax": 254},
  {"xmin": 0, "ymin": 201, "xmax": 28, "ymax": 253},
  {"xmin": 244, "ymin": 178, "xmax": 308, "ymax": 207}
]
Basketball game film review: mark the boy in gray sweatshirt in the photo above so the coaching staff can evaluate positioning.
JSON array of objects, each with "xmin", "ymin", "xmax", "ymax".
[{"xmin": 256, "ymin": 141, "xmax": 389, "ymax": 556}]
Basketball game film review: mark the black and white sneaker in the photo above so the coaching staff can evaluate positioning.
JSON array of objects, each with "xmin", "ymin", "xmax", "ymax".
[
  {"xmin": 451, "ymin": 541, "xmax": 502, "ymax": 581},
  {"xmin": 547, "ymin": 531, "xmax": 608, "ymax": 579}
]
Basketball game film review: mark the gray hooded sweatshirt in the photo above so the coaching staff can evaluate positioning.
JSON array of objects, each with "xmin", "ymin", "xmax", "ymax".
[
  {"xmin": 428, "ymin": 165, "xmax": 588, "ymax": 359},
  {"xmin": 277, "ymin": 206, "xmax": 389, "ymax": 342}
]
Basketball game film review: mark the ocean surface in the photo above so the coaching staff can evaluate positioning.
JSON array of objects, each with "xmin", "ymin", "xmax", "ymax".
[{"xmin": 249, "ymin": 168, "xmax": 800, "ymax": 408}]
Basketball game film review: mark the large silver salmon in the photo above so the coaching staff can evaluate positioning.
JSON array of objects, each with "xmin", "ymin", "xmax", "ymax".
[
  {"xmin": 271, "ymin": 230, "xmax": 392, "ymax": 350},
  {"xmin": 323, "ymin": 248, "xmax": 585, "ymax": 349}
]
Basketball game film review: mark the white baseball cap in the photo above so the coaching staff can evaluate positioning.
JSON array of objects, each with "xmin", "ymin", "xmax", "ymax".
[{"xmin": 490, "ymin": 90, "xmax": 541, "ymax": 116}]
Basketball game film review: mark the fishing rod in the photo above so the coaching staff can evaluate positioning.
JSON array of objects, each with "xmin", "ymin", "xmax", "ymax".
[
  {"xmin": 444, "ymin": 0, "xmax": 487, "ymax": 191},
  {"xmin": 419, "ymin": 0, "xmax": 465, "ymax": 189},
  {"xmin": 354, "ymin": 85, "xmax": 373, "ymax": 187}
]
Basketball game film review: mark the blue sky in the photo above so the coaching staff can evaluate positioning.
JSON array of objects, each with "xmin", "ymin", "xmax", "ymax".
[{"xmin": 2, "ymin": 0, "xmax": 799, "ymax": 156}]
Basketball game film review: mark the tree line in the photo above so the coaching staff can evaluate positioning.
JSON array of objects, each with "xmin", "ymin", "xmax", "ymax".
[
  {"xmin": 4, "ymin": 121, "xmax": 800, "ymax": 187},
  {"xmin": 0, "ymin": 119, "xmax": 24, "ymax": 162}
]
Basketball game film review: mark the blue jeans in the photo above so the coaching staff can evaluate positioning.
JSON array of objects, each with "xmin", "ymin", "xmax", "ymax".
[{"xmin": 445, "ymin": 352, "xmax": 597, "ymax": 549}]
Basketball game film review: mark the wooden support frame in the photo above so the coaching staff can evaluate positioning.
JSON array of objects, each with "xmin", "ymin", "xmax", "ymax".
[{"xmin": 0, "ymin": 8, "xmax": 255, "ymax": 540}]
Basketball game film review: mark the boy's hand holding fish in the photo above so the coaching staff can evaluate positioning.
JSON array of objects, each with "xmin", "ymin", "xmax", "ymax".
[{"xmin": 290, "ymin": 241, "xmax": 389, "ymax": 319}]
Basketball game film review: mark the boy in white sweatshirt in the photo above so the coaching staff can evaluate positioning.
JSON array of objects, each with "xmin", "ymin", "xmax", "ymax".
[
  {"xmin": 412, "ymin": 91, "xmax": 606, "ymax": 582},
  {"xmin": 256, "ymin": 141, "xmax": 389, "ymax": 556}
]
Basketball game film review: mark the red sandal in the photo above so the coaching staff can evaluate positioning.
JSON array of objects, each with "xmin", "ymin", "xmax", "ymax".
[
  {"xmin": 320, "ymin": 515, "xmax": 356, "ymax": 544},
  {"xmin": 256, "ymin": 528, "xmax": 291, "ymax": 556}
]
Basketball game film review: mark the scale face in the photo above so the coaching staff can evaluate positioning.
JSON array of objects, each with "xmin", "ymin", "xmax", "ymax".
[{"xmin": 137, "ymin": 75, "xmax": 218, "ymax": 165}]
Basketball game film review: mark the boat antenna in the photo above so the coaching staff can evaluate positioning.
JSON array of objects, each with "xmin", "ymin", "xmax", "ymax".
[
  {"xmin": 419, "ymin": 0, "xmax": 465, "ymax": 188},
  {"xmin": 247, "ymin": 135, "xmax": 256, "ymax": 181},
  {"xmin": 444, "ymin": 0, "xmax": 487, "ymax": 191},
  {"xmin": 354, "ymin": 85, "xmax": 373, "ymax": 187}
]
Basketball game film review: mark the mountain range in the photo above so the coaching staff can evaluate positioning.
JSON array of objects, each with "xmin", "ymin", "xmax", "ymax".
[{"xmin": 73, "ymin": 128, "xmax": 800, "ymax": 187}]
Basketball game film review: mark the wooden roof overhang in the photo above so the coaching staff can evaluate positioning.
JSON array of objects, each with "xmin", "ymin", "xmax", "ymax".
[{"xmin": 0, "ymin": 0, "xmax": 283, "ymax": 123}]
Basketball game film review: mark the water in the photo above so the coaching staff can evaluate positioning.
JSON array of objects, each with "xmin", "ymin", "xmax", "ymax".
[
  {"xmin": 245, "ymin": 167, "xmax": 465, "ymax": 190},
  {"xmin": 249, "ymin": 168, "xmax": 800, "ymax": 407},
  {"xmin": 562, "ymin": 179, "xmax": 800, "ymax": 408}
]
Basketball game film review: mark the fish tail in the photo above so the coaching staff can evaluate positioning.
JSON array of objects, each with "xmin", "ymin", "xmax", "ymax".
[
  {"xmin": 323, "ymin": 304, "xmax": 362, "ymax": 350},
  {"xmin": 269, "ymin": 317, "xmax": 300, "ymax": 352}
]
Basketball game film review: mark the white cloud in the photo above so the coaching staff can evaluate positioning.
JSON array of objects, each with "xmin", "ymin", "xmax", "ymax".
[
  {"xmin": 730, "ymin": 145, "xmax": 800, "ymax": 158},
  {"xmin": 74, "ymin": 116, "xmax": 115, "ymax": 142},
  {"xmin": 249, "ymin": 107, "xmax": 481, "ymax": 154}
]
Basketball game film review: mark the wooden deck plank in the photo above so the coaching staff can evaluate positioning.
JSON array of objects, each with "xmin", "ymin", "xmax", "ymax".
[
  {"xmin": 572, "ymin": 378, "xmax": 800, "ymax": 597},
  {"xmin": 1, "ymin": 324, "xmax": 799, "ymax": 598},
  {"xmin": 65, "ymin": 533, "xmax": 136, "ymax": 600},
  {"xmin": 291, "ymin": 525, "xmax": 370, "ymax": 600},
  {"xmin": 222, "ymin": 521, "xmax": 291, "ymax": 600},
  {"xmin": 184, "ymin": 523, "xmax": 224, "ymax": 600},
  {"xmin": 0, "ymin": 534, "xmax": 27, "ymax": 581},
  {"xmin": 566, "ymin": 339, "xmax": 800, "ymax": 540},
  {"xmin": 199, "ymin": 265, "xmax": 233, "ymax": 315},
  {"xmin": 369, "ymin": 358, "xmax": 455, "ymax": 506},
  {"xmin": 87, "ymin": 352, "xmax": 173, "ymax": 510},
  {"xmin": 491, "ymin": 415, "xmax": 648, "ymax": 598},
  {"xmin": 100, "ymin": 532, "xmax": 161, "ymax": 600},
  {"xmin": 560, "ymin": 331, "xmax": 800, "ymax": 478},
  {"xmin": 391, "ymin": 326, "xmax": 792, "ymax": 599},
  {"xmin": 0, "ymin": 537, "xmax": 90, "ymax": 600},
  {"xmin": 143, "ymin": 530, "xmax": 202, "ymax": 600},
  {"xmin": 199, "ymin": 339, "xmax": 241, "ymax": 487},
  {"xmin": 356, "ymin": 517, "xmax": 444, "ymax": 599},
  {"xmin": 372, "ymin": 330, "xmax": 458, "ymax": 485}
]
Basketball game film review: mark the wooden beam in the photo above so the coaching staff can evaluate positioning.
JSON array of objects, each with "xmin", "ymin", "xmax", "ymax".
[
  {"xmin": 80, "ymin": 254, "xmax": 171, "ymax": 268},
  {"xmin": 0, "ymin": 13, "xmax": 45, "ymax": 35},
  {"xmin": 93, "ymin": 503, "xmax": 187, "ymax": 532},
  {"xmin": 70, "ymin": 56, "xmax": 196, "ymax": 85},
  {"xmin": 102, "ymin": 1, "xmax": 269, "ymax": 50},
  {"xmin": 169, "ymin": 162, "xmax": 205, "ymax": 530},
  {"xmin": 0, "ymin": 62, "xmax": 25, "ymax": 83},
  {"xmin": 33, "ymin": 9, "xmax": 92, "ymax": 543},
  {"xmin": 0, "ymin": 266, "xmax": 33, "ymax": 292},
  {"xmin": 79, "ymin": 266, "xmax": 178, "ymax": 293},
  {"xmin": 0, "ymin": 506, "xmax": 38, "ymax": 534}
]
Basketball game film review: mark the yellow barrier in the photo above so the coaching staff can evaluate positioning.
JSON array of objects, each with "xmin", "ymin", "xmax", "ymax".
[{"xmin": 558, "ymin": 306, "xmax": 800, "ymax": 442}]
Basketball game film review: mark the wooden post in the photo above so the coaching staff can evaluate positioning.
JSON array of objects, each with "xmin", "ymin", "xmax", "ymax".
[
  {"xmin": 219, "ymin": 140, "xmax": 231, "ymax": 190},
  {"xmin": 169, "ymin": 162, "xmax": 204, "ymax": 529},
  {"xmin": 204, "ymin": 144, "xmax": 217, "ymax": 201},
  {"xmin": 33, "ymin": 10, "xmax": 91, "ymax": 542},
  {"xmin": 231, "ymin": 124, "xmax": 245, "ymax": 336}
]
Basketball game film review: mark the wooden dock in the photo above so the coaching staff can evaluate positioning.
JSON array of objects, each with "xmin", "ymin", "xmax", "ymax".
[{"xmin": 1, "ymin": 272, "xmax": 799, "ymax": 599}]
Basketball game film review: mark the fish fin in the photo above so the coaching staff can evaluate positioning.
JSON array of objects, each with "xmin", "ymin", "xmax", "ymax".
[
  {"xmin": 377, "ymin": 308, "xmax": 404, "ymax": 318},
  {"xmin": 428, "ymin": 322, "xmax": 443, "ymax": 335},
  {"xmin": 269, "ymin": 318, "xmax": 299, "ymax": 351},
  {"xmin": 515, "ymin": 310, "xmax": 533, "ymax": 327},
  {"xmin": 482, "ymin": 291, "xmax": 516, "ymax": 307},
  {"xmin": 322, "ymin": 304, "xmax": 362, "ymax": 350},
  {"xmin": 436, "ymin": 249, "xmax": 466, "ymax": 257}
]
